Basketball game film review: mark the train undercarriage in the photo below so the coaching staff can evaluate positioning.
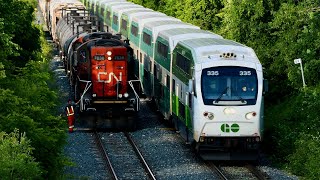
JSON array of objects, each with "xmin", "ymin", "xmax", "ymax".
[{"xmin": 195, "ymin": 137, "xmax": 260, "ymax": 161}]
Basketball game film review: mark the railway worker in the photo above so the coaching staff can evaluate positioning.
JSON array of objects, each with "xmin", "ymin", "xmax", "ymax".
[{"xmin": 65, "ymin": 99, "xmax": 79, "ymax": 133}]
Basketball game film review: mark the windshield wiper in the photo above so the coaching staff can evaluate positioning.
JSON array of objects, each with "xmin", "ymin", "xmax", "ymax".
[
  {"xmin": 235, "ymin": 95, "xmax": 246, "ymax": 103},
  {"xmin": 231, "ymin": 87, "xmax": 246, "ymax": 103},
  {"xmin": 215, "ymin": 86, "xmax": 229, "ymax": 103}
]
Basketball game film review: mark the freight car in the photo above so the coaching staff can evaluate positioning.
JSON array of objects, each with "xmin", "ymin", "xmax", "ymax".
[{"xmin": 39, "ymin": 0, "xmax": 140, "ymax": 129}]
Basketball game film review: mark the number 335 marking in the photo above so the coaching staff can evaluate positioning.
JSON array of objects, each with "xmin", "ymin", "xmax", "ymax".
[
  {"xmin": 207, "ymin": 71, "xmax": 219, "ymax": 76},
  {"xmin": 239, "ymin": 71, "xmax": 251, "ymax": 76}
]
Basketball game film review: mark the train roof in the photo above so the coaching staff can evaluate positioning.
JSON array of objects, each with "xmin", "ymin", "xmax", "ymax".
[
  {"xmin": 143, "ymin": 21, "xmax": 200, "ymax": 43},
  {"xmin": 159, "ymin": 28, "xmax": 221, "ymax": 38},
  {"xmin": 134, "ymin": 17, "xmax": 180, "ymax": 34},
  {"xmin": 120, "ymin": 8, "xmax": 154, "ymax": 17},
  {"xmin": 101, "ymin": 1, "xmax": 131, "ymax": 8},
  {"xmin": 97, "ymin": 0, "xmax": 125, "ymax": 4},
  {"xmin": 158, "ymin": 28, "xmax": 223, "ymax": 52},
  {"xmin": 50, "ymin": 0, "xmax": 85, "ymax": 11},
  {"xmin": 110, "ymin": 4, "xmax": 143, "ymax": 12},
  {"xmin": 97, "ymin": 0, "xmax": 126, "ymax": 7},
  {"xmin": 131, "ymin": 12, "xmax": 168, "ymax": 22},
  {"xmin": 125, "ymin": 11, "xmax": 166, "ymax": 23},
  {"xmin": 179, "ymin": 38, "xmax": 259, "ymax": 63}
]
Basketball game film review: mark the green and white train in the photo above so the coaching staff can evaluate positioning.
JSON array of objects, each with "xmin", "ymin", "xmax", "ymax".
[{"xmin": 82, "ymin": 0, "xmax": 268, "ymax": 160}]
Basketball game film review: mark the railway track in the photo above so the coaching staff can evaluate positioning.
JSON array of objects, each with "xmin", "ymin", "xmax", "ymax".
[
  {"xmin": 93, "ymin": 131, "xmax": 118, "ymax": 180},
  {"xmin": 124, "ymin": 132, "xmax": 156, "ymax": 180},
  {"xmin": 93, "ymin": 130, "xmax": 156, "ymax": 180},
  {"xmin": 245, "ymin": 164, "xmax": 270, "ymax": 180},
  {"xmin": 206, "ymin": 162, "xmax": 229, "ymax": 180},
  {"xmin": 206, "ymin": 161, "xmax": 269, "ymax": 180}
]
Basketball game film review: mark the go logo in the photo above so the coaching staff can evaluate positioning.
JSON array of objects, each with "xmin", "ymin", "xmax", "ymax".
[{"xmin": 220, "ymin": 123, "xmax": 240, "ymax": 133}]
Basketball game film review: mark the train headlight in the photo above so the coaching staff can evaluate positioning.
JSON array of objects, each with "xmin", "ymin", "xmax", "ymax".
[
  {"xmin": 107, "ymin": 57, "xmax": 112, "ymax": 61},
  {"xmin": 92, "ymin": 93, "xmax": 96, "ymax": 97},
  {"xmin": 203, "ymin": 111, "xmax": 214, "ymax": 120},
  {"xmin": 245, "ymin": 111, "xmax": 257, "ymax": 120},
  {"xmin": 118, "ymin": 94, "xmax": 123, "ymax": 98},
  {"xmin": 106, "ymin": 51, "xmax": 112, "ymax": 56},
  {"xmin": 124, "ymin": 92, "xmax": 129, "ymax": 98},
  {"xmin": 224, "ymin": 107, "xmax": 236, "ymax": 115}
]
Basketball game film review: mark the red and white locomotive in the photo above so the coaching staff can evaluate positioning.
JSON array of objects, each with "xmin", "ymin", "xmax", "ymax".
[{"xmin": 39, "ymin": 0, "xmax": 140, "ymax": 129}]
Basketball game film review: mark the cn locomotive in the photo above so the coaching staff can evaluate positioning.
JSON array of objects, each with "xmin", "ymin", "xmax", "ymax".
[{"xmin": 38, "ymin": 0, "xmax": 140, "ymax": 129}]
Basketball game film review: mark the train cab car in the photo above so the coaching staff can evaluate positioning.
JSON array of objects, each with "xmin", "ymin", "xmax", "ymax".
[{"xmin": 171, "ymin": 38, "xmax": 265, "ymax": 160}]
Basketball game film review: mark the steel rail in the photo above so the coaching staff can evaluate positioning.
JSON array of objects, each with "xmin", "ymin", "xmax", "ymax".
[
  {"xmin": 93, "ymin": 131, "xmax": 119, "ymax": 180},
  {"xmin": 246, "ymin": 164, "xmax": 270, "ymax": 180},
  {"xmin": 206, "ymin": 161, "xmax": 229, "ymax": 180},
  {"xmin": 124, "ymin": 132, "xmax": 157, "ymax": 180}
]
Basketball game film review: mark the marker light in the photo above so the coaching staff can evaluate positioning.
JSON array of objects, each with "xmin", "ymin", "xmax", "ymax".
[
  {"xmin": 220, "ymin": 52, "xmax": 237, "ymax": 58},
  {"xmin": 207, "ymin": 112, "xmax": 214, "ymax": 120},
  {"xmin": 203, "ymin": 111, "xmax": 214, "ymax": 120},
  {"xmin": 124, "ymin": 93, "xmax": 129, "ymax": 98},
  {"xmin": 118, "ymin": 94, "xmax": 123, "ymax": 98},
  {"xmin": 108, "ymin": 57, "xmax": 112, "ymax": 60},
  {"xmin": 106, "ymin": 51, "xmax": 112, "ymax": 56},
  {"xmin": 245, "ymin": 111, "xmax": 257, "ymax": 120}
]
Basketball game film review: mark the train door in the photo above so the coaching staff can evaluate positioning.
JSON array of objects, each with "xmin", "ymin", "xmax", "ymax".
[
  {"xmin": 153, "ymin": 63, "xmax": 161, "ymax": 107},
  {"xmin": 75, "ymin": 43, "xmax": 91, "ymax": 100},
  {"xmin": 139, "ymin": 52, "xmax": 144, "ymax": 84},
  {"xmin": 143, "ymin": 56, "xmax": 152, "ymax": 96}
]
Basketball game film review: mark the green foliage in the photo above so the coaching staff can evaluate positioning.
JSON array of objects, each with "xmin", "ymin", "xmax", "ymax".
[
  {"xmin": 0, "ymin": 130, "xmax": 41, "ymax": 179},
  {"xmin": 0, "ymin": 63, "xmax": 67, "ymax": 178},
  {"xmin": 176, "ymin": 0, "xmax": 223, "ymax": 30},
  {"xmin": 0, "ymin": 0, "xmax": 41, "ymax": 67},
  {"xmin": 270, "ymin": 1, "xmax": 320, "ymax": 88},
  {"xmin": 265, "ymin": 86, "xmax": 320, "ymax": 178},
  {"xmin": 0, "ymin": 19, "xmax": 18, "ymax": 79},
  {"xmin": 0, "ymin": 0, "xmax": 67, "ymax": 178},
  {"xmin": 288, "ymin": 133, "xmax": 320, "ymax": 179}
]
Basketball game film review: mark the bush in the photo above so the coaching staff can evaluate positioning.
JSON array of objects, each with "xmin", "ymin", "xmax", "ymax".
[
  {"xmin": 264, "ymin": 86, "xmax": 320, "ymax": 178},
  {"xmin": 0, "ymin": 130, "xmax": 41, "ymax": 179},
  {"xmin": 288, "ymin": 133, "xmax": 320, "ymax": 179}
]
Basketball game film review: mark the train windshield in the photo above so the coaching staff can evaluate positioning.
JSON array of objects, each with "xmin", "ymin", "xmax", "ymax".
[{"xmin": 201, "ymin": 66, "xmax": 258, "ymax": 106}]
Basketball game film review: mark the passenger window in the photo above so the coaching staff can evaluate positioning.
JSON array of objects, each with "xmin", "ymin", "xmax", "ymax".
[{"xmin": 172, "ymin": 79, "xmax": 176, "ymax": 94}]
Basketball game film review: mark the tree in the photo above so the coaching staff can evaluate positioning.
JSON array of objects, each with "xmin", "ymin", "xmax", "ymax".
[
  {"xmin": 0, "ymin": 0, "xmax": 41, "ymax": 67},
  {"xmin": 176, "ymin": 0, "xmax": 223, "ymax": 30},
  {"xmin": 0, "ymin": 1, "xmax": 67, "ymax": 177},
  {"xmin": 0, "ymin": 130, "xmax": 41, "ymax": 179},
  {"xmin": 270, "ymin": 1, "xmax": 320, "ymax": 88},
  {"xmin": 0, "ymin": 62, "xmax": 67, "ymax": 178}
]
